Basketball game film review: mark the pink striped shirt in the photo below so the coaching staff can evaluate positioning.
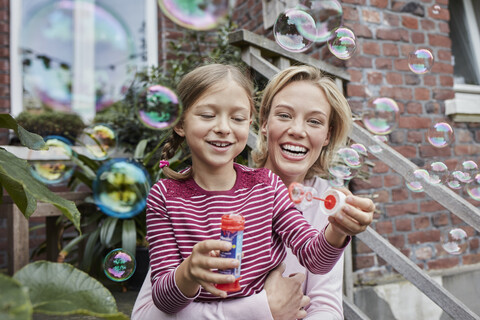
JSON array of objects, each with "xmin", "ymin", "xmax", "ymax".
[{"xmin": 146, "ymin": 163, "xmax": 347, "ymax": 314}]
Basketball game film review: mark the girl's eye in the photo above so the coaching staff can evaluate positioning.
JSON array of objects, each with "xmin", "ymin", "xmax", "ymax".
[
  {"xmin": 277, "ymin": 113, "xmax": 291, "ymax": 119},
  {"xmin": 200, "ymin": 114, "xmax": 215, "ymax": 119}
]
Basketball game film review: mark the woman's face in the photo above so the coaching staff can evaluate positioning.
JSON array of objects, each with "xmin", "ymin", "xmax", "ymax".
[{"xmin": 262, "ymin": 80, "xmax": 331, "ymax": 184}]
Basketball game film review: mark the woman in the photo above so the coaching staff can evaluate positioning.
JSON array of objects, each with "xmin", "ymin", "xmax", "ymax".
[{"xmin": 131, "ymin": 65, "xmax": 374, "ymax": 319}]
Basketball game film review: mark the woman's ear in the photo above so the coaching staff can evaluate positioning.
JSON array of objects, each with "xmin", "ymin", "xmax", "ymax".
[
  {"xmin": 260, "ymin": 121, "xmax": 268, "ymax": 135},
  {"xmin": 174, "ymin": 122, "xmax": 185, "ymax": 137},
  {"xmin": 323, "ymin": 127, "xmax": 331, "ymax": 146}
]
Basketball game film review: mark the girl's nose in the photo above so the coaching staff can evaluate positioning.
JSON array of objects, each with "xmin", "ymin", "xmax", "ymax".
[{"xmin": 214, "ymin": 117, "xmax": 231, "ymax": 134}]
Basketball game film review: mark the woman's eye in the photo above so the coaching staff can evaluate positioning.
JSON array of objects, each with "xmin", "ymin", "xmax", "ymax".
[
  {"xmin": 233, "ymin": 117, "xmax": 247, "ymax": 122},
  {"xmin": 308, "ymin": 119, "xmax": 323, "ymax": 126}
]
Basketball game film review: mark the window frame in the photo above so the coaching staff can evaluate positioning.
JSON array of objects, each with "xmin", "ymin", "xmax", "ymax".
[{"xmin": 9, "ymin": 0, "xmax": 158, "ymax": 122}]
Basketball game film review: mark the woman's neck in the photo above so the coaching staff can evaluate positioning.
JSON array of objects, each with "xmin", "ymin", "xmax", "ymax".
[{"xmin": 192, "ymin": 163, "xmax": 237, "ymax": 191}]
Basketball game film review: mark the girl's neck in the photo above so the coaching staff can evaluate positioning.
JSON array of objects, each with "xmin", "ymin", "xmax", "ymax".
[{"xmin": 192, "ymin": 163, "xmax": 237, "ymax": 191}]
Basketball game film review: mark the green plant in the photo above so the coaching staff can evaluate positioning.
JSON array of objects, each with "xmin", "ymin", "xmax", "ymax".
[{"xmin": 16, "ymin": 109, "xmax": 85, "ymax": 143}]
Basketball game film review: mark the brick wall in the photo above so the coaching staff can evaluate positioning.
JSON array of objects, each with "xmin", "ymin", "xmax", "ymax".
[{"xmin": 231, "ymin": 0, "xmax": 480, "ymax": 282}]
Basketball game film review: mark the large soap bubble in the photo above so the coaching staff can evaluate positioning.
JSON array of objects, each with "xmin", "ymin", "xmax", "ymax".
[
  {"xmin": 441, "ymin": 228, "xmax": 468, "ymax": 255},
  {"xmin": 427, "ymin": 122, "xmax": 454, "ymax": 148},
  {"xmin": 466, "ymin": 173, "xmax": 480, "ymax": 201},
  {"xmin": 158, "ymin": 0, "xmax": 231, "ymax": 31},
  {"xmin": 274, "ymin": 8, "xmax": 316, "ymax": 53},
  {"xmin": 405, "ymin": 169, "xmax": 430, "ymax": 193},
  {"xmin": 408, "ymin": 49, "xmax": 434, "ymax": 74},
  {"xmin": 30, "ymin": 136, "xmax": 75, "ymax": 185},
  {"xmin": 93, "ymin": 159, "xmax": 151, "ymax": 219},
  {"xmin": 137, "ymin": 85, "xmax": 182, "ymax": 130},
  {"xmin": 78, "ymin": 124, "xmax": 116, "ymax": 160},
  {"xmin": 327, "ymin": 26, "xmax": 356, "ymax": 60},
  {"xmin": 103, "ymin": 248, "xmax": 136, "ymax": 282},
  {"xmin": 362, "ymin": 98, "xmax": 400, "ymax": 135},
  {"xmin": 299, "ymin": 0, "xmax": 343, "ymax": 43},
  {"xmin": 21, "ymin": 1, "xmax": 138, "ymax": 113}
]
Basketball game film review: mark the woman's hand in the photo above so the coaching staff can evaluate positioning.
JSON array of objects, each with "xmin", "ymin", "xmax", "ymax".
[
  {"xmin": 264, "ymin": 263, "xmax": 310, "ymax": 320},
  {"xmin": 175, "ymin": 239, "xmax": 239, "ymax": 298},
  {"xmin": 328, "ymin": 188, "xmax": 375, "ymax": 237}
]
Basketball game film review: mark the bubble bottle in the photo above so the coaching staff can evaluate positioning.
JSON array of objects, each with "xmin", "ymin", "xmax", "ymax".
[{"xmin": 216, "ymin": 213, "xmax": 245, "ymax": 292}]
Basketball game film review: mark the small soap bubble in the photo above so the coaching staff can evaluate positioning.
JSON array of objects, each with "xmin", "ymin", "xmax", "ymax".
[
  {"xmin": 327, "ymin": 175, "xmax": 347, "ymax": 188},
  {"xmin": 406, "ymin": 169, "xmax": 430, "ymax": 193},
  {"xmin": 350, "ymin": 143, "xmax": 368, "ymax": 157},
  {"xmin": 327, "ymin": 26, "xmax": 356, "ymax": 60},
  {"xmin": 466, "ymin": 173, "xmax": 480, "ymax": 201},
  {"xmin": 157, "ymin": 0, "xmax": 230, "ymax": 31},
  {"xmin": 328, "ymin": 163, "xmax": 358, "ymax": 180},
  {"xmin": 137, "ymin": 85, "xmax": 182, "ymax": 130},
  {"xmin": 93, "ymin": 159, "xmax": 151, "ymax": 219},
  {"xmin": 446, "ymin": 171, "xmax": 464, "ymax": 190},
  {"xmin": 456, "ymin": 160, "xmax": 478, "ymax": 184},
  {"xmin": 408, "ymin": 49, "xmax": 434, "ymax": 74},
  {"xmin": 103, "ymin": 248, "xmax": 136, "ymax": 282},
  {"xmin": 427, "ymin": 122, "xmax": 454, "ymax": 148},
  {"xmin": 369, "ymin": 135, "xmax": 388, "ymax": 154},
  {"xmin": 79, "ymin": 124, "xmax": 116, "ymax": 160},
  {"xmin": 441, "ymin": 228, "xmax": 468, "ymax": 255},
  {"xmin": 299, "ymin": 0, "xmax": 343, "ymax": 43},
  {"xmin": 274, "ymin": 8, "xmax": 316, "ymax": 52},
  {"xmin": 338, "ymin": 147, "xmax": 362, "ymax": 168},
  {"xmin": 426, "ymin": 161, "xmax": 448, "ymax": 185},
  {"xmin": 362, "ymin": 97, "xmax": 400, "ymax": 135},
  {"xmin": 30, "ymin": 136, "xmax": 75, "ymax": 185}
]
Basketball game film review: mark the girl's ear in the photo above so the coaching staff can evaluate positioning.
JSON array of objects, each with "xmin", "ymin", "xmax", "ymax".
[{"xmin": 174, "ymin": 122, "xmax": 185, "ymax": 137}]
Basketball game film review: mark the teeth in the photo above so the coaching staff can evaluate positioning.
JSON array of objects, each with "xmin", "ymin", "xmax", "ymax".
[
  {"xmin": 210, "ymin": 142, "xmax": 230, "ymax": 147},
  {"xmin": 282, "ymin": 144, "xmax": 307, "ymax": 153}
]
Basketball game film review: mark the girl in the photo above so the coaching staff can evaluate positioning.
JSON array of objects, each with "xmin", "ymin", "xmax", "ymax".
[{"xmin": 145, "ymin": 64, "xmax": 351, "ymax": 315}]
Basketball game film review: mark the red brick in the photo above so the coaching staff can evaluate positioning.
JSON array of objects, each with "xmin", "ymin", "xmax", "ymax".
[
  {"xmin": 415, "ymin": 88, "xmax": 430, "ymax": 100},
  {"xmin": 428, "ymin": 34, "xmax": 451, "ymax": 48},
  {"xmin": 433, "ymin": 88, "xmax": 454, "ymax": 100},
  {"xmin": 384, "ymin": 13, "xmax": 400, "ymax": 27},
  {"xmin": 346, "ymin": 56, "xmax": 373, "ymax": 68},
  {"xmin": 376, "ymin": 28, "xmax": 409, "ymax": 42},
  {"xmin": 405, "ymin": 74, "xmax": 421, "ymax": 85},
  {"xmin": 355, "ymin": 240, "xmax": 374, "ymax": 254},
  {"xmin": 399, "ymin": 117, "xmax": 431, "ymax": 129},
  {"xmin": 420, "ymin": 20, "xmax": 435, "ymax": 31},
  {"xmin": 376, "ymin": 220, "xmax": 393, "ymax": 234},
  {"xmin": 351, "ymin": 176, "xmax": 383, "ymax": 189},
  {"xmin": 374, "ymin": 190, "xmax": 389, "ymax": 203},
  {"xmin": 454, "ymin": 145, "xmax": 480, "ymax": 156},
  {"xmin": 386, "ymin": 72, "xmax": 402, "ymax": 85},
  {"xmin": 402, "ymin": 16, "xmax": 418, "ymax": 29},
  {"xmin": 456, "ymin": 129, "xmax": 473, "ymax": 143},
  {"xmin": 396, "ymin": 218, "xmax": 412, "ymax": 231},
  {"xmin": 354, "ymin": 255, "xmax": 375, "ymax": 269},
  {"xmin": 367, "ymin": 71, "xmax": 383, "ymax": 84},
  {"xmin": 431, "ymin": 62, "xmax": 454, "ymax": 74},
  {"xmin": 463, "ymin": 254, "xmax": 480, "ymax": 265},
  {"xmin": 383, "ymin": 43, "xmax": 399, "ymax": 57},
  {"xmin": 440, "ymin": 75, "xmax": 453, "ymax": 87},
  {"xmin": 438, "ymin": 50, "xmax": 452, "ymax": 62},
  {"xmin": 427, "ymin": 257, "xmax": 459, "ymax": 270},
  {"xmin": 406, "ymin": 102, "xmax": 422, "ymax": 114},
  {"xmin": 415, "ymin": 246, "xmax": 433, "ymax": 260},
  {"xmin": 411, "ymin": 32, "xmax": 425, "ymax": 44},
  {"xmin": 385, "ymin": 202, "xmax": 418, "ymax": 217},
  {"xmin": 407, "ymin": 131, "xmax": 423, "ymax": 143},
  {"xmin": 419, "ymin": 145, "xmax": 451, "ymax": 157},
  {"xmin": 344, "ymin": 23, "xmax": 373, "ymax": 38},
  {"xmin": 428, "ymin": 5, "xmax": 450, "ymax": 21},
  {"xmin": 375, "ymin": 58, "xmax": 392, "ymax": 69},
  {"xmin": 408, "ymin": 229, "xmax": 441, "ymax": 244},
  {"xmin": 451, "ymin": 214, "xmax": 464, "ymax": 225},
  {"xmin": 470, "ymin": 238, "xmax": 479, "ymax": 251},
  {"xmin": 393, "ymin": 145, "xmax": 417, "ymax": 158},
  {"xmin": 392, "ymin": 188, "xmax": 408, "ymax": 201},
  {"xmin": 423, "ymin": 75, "xmax": 436, "ymax": 86},
  {"xmin": 380, "ymin": 86, "xmax": 412, "ymax": 100},
  {"xmin": 388, "ymin": 234, "xmax": 405, "ymax": 249},
  {"xmin": 432, "ymin": 213, "xmax": 449, "ymax": 227},
  {"xmin": 414, "ymin": 216, "xmax": 430, "ymax": 229},
  {"xmin": 371, "ymin": 0, "xmax": 388, "ymax": 8},
  {"xmin": 349, "ymin": 69, "xmax": 363, "ymax": 82},
  {"xmin": 343, "ymin": 6, "xmax": 359, "ymax": 21},
  {"xmin": 384, "ymin": 174, "xmax": 401, "ymax": 187},
  {"xmin": 401, "ymin": 44, "xmax": 416, "ymax": 56},
  {"xmin": 372, "ymin": 161, "xmax": 389, "ymax": 173},
  {"xmin": 438, "ymin": 21, "xmax": 450, "ymax": 33},
  {"xmin": 362, "ymin": 9, "xmax": 381, "ymax": 23},
  {"xmin": 363, "ymin": 42, "xmax": 380, "ymax": 55},
  {"xmin": 347, "ymin": 84, "xmax": 368, "ymax": 97}
]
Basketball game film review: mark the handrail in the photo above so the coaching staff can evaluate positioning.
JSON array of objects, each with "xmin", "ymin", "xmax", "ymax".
[{"xmin": 229, "ymin": 29, "xmax": 480, "ymax": 320}]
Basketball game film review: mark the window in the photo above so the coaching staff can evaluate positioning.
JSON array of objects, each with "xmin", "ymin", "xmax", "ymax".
[
  {"xmin": 447, "ymin": 0, "xmax": 480, "ymax": 122},
  {"xmin": 10, "ymin": 0, "xmax": 158, "ymax": 123}
]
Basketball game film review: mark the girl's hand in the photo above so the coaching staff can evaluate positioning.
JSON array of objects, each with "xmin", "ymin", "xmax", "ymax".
[
  {"xmin": 327, "ymin": 188, "xmax": 374, "ymax": 237},
  {"xmin": 175, "ymin": 239, "xmax": 240, "ymax": 298}
]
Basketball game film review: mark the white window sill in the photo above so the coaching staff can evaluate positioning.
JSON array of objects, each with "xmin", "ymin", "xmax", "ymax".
[{"xmin": 446, "ymin": 84, "xmax": 480, "ymax": 122}]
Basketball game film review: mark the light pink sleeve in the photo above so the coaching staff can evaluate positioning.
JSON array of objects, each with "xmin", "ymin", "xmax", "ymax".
[{"xmin": 132, "ymin": 268, "xmax": 274, "ymax": 320}]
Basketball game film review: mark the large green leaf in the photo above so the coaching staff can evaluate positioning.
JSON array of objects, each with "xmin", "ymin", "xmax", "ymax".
[
  {"xmin": 0, "ymin": 273, "xmax": 33, "ymax": 320},
  {"xmin": 14, "ymin": 261, "xmax": 128, "ymax": 319},
  {"xmin": 0, "ymin": 148, "xmax": 81, "ymax": 230},
  {"xmin": 0, "ymin": 113, "xmax": 46, "ymax": 150}
]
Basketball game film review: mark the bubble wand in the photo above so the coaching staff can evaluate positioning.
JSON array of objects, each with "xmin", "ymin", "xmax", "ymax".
[{"xmin": 288, "ymin": 182, "xmax": 346, "ymax": 215}]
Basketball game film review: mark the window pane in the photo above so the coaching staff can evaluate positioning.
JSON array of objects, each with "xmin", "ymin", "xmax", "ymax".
[
  {"xmin": 449, "ymin": 0, "xmax": 480, "ymax": 85},
  {"xmin": 21, "ymin": 0, "xmax": 148, "ymax": 121}
]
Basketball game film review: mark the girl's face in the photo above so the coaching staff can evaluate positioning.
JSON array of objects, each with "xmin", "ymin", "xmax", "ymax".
[
  {"xmin": 262, "ymin": 80, "xmax": 331, "ymax": 184},
  {"xmin": 174, "ymin": 80, "xmax": 251, "ymax": 173}
]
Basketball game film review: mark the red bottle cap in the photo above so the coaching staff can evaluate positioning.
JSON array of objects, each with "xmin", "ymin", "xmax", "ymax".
[
  {"xmin": 220, "ymin": 214, "xmax": 245, "ymax": 231},
  {"xmin": 216, "ymin": 277, "xmax": 242, "ymax": 292}
]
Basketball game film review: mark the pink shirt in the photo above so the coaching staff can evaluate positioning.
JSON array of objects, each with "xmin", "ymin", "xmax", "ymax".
[{"xmin": 134, "ymin": 173, "xmax": 345, "ymax": 319}]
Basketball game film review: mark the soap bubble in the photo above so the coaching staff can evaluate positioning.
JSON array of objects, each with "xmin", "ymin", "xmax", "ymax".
[
  {"xmin": 427, "ymin": 122, "xmax": 454, "ymax": 148},
  {"xmin": 362, "ymin": 97, "xmax": 400, "ymax": 135},
  {"xmin": 93, "ymin": 159, "xmax": 151, "ymax": 219},
  {"xmin": 441, "ymin": 228, "xmax": 468, "ymax": 255},
  {"xmin": 79, "ymin": 124, "xmax": 116, "ymax": 160},
  {"xmin": 299, "ymin": 0, "xmax": 343, "ymax": 43},
  {"xmin": 22, "ymin": 1, "xmax": 138, "ymax": 113},
  {"xmin": 405, "ymin": 169, "xmax": 430, "ymax": 193},
  {"xmin": 446, "ymin": 171, "xmax": 464, "ymax": 190},
  {"xmin": 425, "ymin": 161, "xmax": 448, "ymax": 185},
  {"xmin": 466, "ymin": 173, "xmax": 480, "ymax": 201},
  {"xmin": 30, "ymin": 136, "xmax": 75, "ymax": 185},
  {"xmin": 369, "ymin": 135, "xmax": 388, "ymax": 154},
  {"xmin": 274, "ymin": 8, "xmax": 316, "ymax": 52},
  {"xmin": 103, "ymin": 248, "xmax": 136, "ymax": 282},
  {"xmin": 157, "ymin": 0, "xmax": 230, "ymax": 31},
  {"xmin": 327, "ymin": 26, "xmax": 356, "ymax": 60},
  {"xmin": 137, "ymin": 85, "xmax": 182, "ymax": 130},
  {"xmin": 328, "ymin": 162, "xmax": 358, "ymax": 180},
  {"xmin": 456, "ymin": 160, "xmax": 478, "ymax": 184},
  {"xmin": 408, "ymin": 49, "xmax": 434, "ymax": 74},
  {"xmin": 338, "ymin": 147, "xmax": 362, "ymax": 168},
  {"xmin": 327, "ymin": 175, "xmax": 347, "ymax": 188},
  {"xmin": 350, "ymin": 143, "xmax": 368, "ymax": 157}
]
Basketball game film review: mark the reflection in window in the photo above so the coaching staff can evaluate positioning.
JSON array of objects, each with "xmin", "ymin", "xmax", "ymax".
[
  {"xmin": 21, "ymin": 0, "xmax": 148, "ymax": 121},
  {"xmin": 449, "ymin": 0, "xmax": 480, "ymax": 85}
]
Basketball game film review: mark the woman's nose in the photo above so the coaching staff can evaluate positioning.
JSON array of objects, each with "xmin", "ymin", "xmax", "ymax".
[{"xmin": 288, "ymin": 120, "xmax": 306, "ymax": 138}]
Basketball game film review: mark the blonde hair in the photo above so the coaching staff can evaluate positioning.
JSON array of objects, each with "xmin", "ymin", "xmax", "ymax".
[
  {"xmin": 161, "ymin": 64, "xmax": 255, "ymax": 180},
  {"xmin": 252, "ymin": 65, "xmax": 352, "ymax": 179}
]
